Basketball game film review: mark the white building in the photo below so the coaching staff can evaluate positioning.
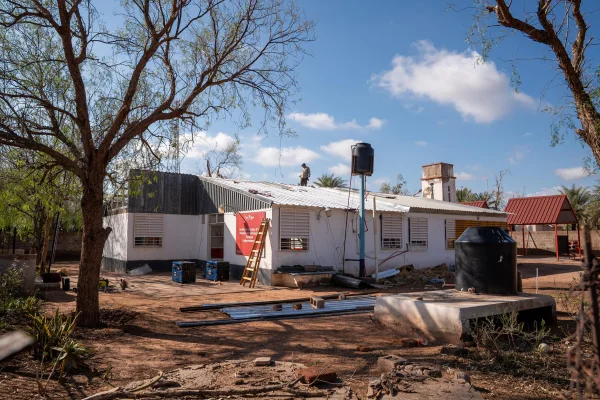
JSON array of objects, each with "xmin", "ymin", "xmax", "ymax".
[{"xmin": 102, "ymin": 164, "xmax": 507, "ymax": 285}]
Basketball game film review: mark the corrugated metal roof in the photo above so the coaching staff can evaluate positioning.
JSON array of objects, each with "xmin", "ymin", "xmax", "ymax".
[
  {"xmin": 199, "ymin": 177, "xmax": 506, "ymax": 216},
  {"xmin": 459, "ymin": 200, "xmax": 489, "ymax": 209},
  {"xmin": 199, "ymin": 177, "xmax": 408, "ymax": 213},
  {"xmin": 504, "ymin": 195, "xmax": 577, "ymax": 225},
  {"xmin": 371, "ymin": 194, "xmax": 505, "ymax": 215}
]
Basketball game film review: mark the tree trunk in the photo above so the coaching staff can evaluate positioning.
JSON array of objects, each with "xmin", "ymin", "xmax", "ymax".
[
  {"xmin": 76, "ymin": 167, "xmax": 112, "ymax": 327},
  {"xmin": 39, "ymin": 214, "xmax": 51, "ymax": 273}
]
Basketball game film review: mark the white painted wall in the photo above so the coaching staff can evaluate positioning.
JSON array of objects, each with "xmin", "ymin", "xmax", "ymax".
[
  {"xmin": 265, "ymin": 205, "xmax": 507, "ymax": 276},
  {"xmin": 103, "ymin": 212, "xmax": 128, "ymax": 260},
  {"xmin": 222, "ymin": 209, "xmax": 274, "ymax": 269},
  {"xmin": 126, "ymin": 213, "xmax": 204, "ymax": 261}
]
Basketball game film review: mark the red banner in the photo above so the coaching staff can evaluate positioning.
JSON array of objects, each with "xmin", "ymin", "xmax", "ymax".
[{"xmin": 236, "ymin": 212, "xmax": 266, "ymax": 255}]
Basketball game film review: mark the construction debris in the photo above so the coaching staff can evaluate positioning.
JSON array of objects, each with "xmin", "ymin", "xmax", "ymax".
[
  {"xmin": 297, "ymin": 366, "xmax": 337, "ymax": 384},
  {"xmin": 378, "ymin": 264, "xmax": 451, "ymax": 286},
  {"xmin": 310, "ymin": 296, "xmax": 324, "ymax": 309},
  {"xmin": 129, "ymin": 264, "xmax": 152, "ymax": 276},
  {"xmin": 254, "ymin": 357, "xmax": 272, "ymax": 366},
  {"xmin": 177, "ymin": 296, "xmax": 376, "ymax": 327}
]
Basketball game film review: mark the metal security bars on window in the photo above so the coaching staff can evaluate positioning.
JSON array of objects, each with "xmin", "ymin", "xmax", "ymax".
[
  {"xmin": 279, "ymin": 208, "xmax": 309, "ymax": 251},
  {"xmin": 409, "ymin": 217, "xmax": 428, "ymax": 251},
  {"xmin": 381, "ymin": 213, "xmax": 403, "ymax": 249},
  {"xmin": 134, "ymin": 213, "xmax": 163, "ymax": 247}
]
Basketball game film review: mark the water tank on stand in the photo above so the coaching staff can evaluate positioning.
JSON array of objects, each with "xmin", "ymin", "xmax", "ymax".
[
  {"xmin": 455, "ymin": 227, "xmax": 517, "ymax": 294},
  {"xmin": 351, "ymin": 143, "xmax": 374, "ymax": 176}
]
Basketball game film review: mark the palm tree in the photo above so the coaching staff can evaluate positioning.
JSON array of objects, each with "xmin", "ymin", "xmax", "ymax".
[
  {"xmin": 560, "ymin": 184, "xmax": 592, "ymax": 224},
  {"xmin": 314, "ymin": 174, "xmax": 346, "ymax": 188}
]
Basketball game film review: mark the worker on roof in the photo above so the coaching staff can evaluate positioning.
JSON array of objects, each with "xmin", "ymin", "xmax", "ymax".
[{"xmin": 299, "ymin": 163, "xmax": 311, "ymax": 186}]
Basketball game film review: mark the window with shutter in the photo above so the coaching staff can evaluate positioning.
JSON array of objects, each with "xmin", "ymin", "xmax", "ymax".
[
  {"xmin": 445, "ymin": 219, "xmax": 456, "ymax": 249},
  {"xmin": 134, "ymin": 214, "xmax": 163, "ymax": 247},
  {"xmin": 381, "ymin": 214, "xmax": 403, "ymax": 249},
  {"xmin": 409, "ymin": 217, "xmax": 428, "ymax": 251},
  {"xmin": 279, "ymin": 208, "xmax": 309, "ymax": 251}
]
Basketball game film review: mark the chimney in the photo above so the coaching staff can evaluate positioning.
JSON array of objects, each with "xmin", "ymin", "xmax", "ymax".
[{"xmin": 421, "ymin": 162, "xmax": 456, "ymax": 202}]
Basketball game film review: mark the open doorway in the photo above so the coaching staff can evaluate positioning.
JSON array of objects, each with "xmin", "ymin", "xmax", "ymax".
[{"xmin": 208, "ymin": 214, "xmax": 224, "ymax": 259}]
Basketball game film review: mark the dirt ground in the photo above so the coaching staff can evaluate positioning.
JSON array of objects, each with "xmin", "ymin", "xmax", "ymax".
[{"xmin": 0, "ymin": 256, "xmax": 585, "ymax": 400}]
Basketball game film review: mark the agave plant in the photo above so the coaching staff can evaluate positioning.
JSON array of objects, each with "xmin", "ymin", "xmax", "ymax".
[
  {"xmin": 52, "ymin": 339, "xmax": 88, "ymax": 378},
  {"xmin": 30, "ymin": 309, "xmax": 78, "ymax": 360}
]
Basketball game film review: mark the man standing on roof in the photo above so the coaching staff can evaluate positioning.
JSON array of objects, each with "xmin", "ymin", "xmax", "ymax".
[{"xmin": 299, "ymin": 163, "xmax": 311, "ymax": 186}]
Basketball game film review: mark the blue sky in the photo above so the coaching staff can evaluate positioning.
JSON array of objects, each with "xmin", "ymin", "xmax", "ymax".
[{"xmin": 166, "ymin": 1, "xmax": 598, "ymax": 196}]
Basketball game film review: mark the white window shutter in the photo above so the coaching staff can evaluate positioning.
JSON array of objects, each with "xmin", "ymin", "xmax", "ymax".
[
  {"xmin": 381, "ymin": 214, "xmax": 403, "ymax": 249},
  {"xmin": 279, "ymin": 208, "xmax": 310, "ymax": 250},
  {"xmin": 409, "ymin": 217, "xmax": 428, "ymax": 251},
  {"xmin": 445, "ymin": 220, "xmax": 456, "ymax": 249},
  {"xmin": 134, "ymin": 214, "xmax": 163, "ymax": 247}
]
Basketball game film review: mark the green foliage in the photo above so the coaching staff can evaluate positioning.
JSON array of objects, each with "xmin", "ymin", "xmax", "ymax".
[
  {"xmin": 52, "ymin": 339, "xmax": 88, "ymax": 378},
  {"xmin": 380, "ymin": 174, "xmax": 408, "ymax": 195},
  {"xmin": 560, "ymin": 184, "xmax": 593, "ymax": 225},
  {"xmin": 314, "ymin": 173, "xmax": 346, "ymax": 188},
  {"xmin": 0, "ymin": 265, "xmax": 40, "ymax": 329},
  {"xmin": 30, "ymin": 309, "xmax": 78, "ymax": 360},
  {"xmin": 471, "ymin": 311, "xmax": 551, "ymax": 361}
]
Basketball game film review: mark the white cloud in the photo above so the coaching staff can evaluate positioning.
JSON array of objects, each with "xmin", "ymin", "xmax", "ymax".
[
  {"xmin": 328, "ymin": 163, "xmax": 351, "ymax": 176},
  {"xmin": 555, "ymin": 167, "xmax": 591, "ymax": 181},
  {"xmin": 414, "ymin": 141, "xmax": 428, "ymax": 146},
  {"xmin": 320, "ymin": 139, "xmax": 360, "ymax": 160},
  {"xmin": 372, "ymin": 40, "xmax": 535, "ymax": 123},
  {"xmin": 524, "ymin": 132, "xmax": 534, "ymax": 137},
  {"xmin": 527, "ymin": 186, "xmax": 561, "ymax": 197},
  {"xmin": 368, "ymin": 117, "xmax": 385, "ymax": 129},
  {"xmin": 288, "ymin": 112, "xmax": 385, "ymax": 131},
  {"xmin": 456, "ymin": 172, "xmax": 476, "ymax": 181},
  {"xmin": 508, "ymin": 148, "xmax": 526, "ymax": 165},
  {"xmin": 251, "ymin": 146, "xmax": 320, "ymax": 167},
  {"xmin": 181, "ymin": 132, "xmax": 237, "ymax": 159}
]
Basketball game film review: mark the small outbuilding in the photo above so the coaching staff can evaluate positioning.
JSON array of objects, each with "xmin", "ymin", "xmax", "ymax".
[{"xmin": 504, "ymin": 195, "xmax": 579, "ymax": 260}]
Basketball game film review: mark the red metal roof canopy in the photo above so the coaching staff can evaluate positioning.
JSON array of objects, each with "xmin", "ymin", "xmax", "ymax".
[
  {"xmin": 504, "ymin": 195, "xmax": 578, "ymax": 225},
  {"xmin": 460, "ymin": 200, "xmax": 489, "ymax": 209}
]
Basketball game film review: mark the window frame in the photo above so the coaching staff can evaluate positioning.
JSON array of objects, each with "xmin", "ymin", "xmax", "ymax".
[
  {"xmin": 445, "ymin": 219, "xmax": 456, "ymax": 249},
  {"xmin": 133, "ymin": 213, "xmax": 163, "ymax": 248},
  {"xmin": 380, "ymin": 213, "xmax": 403, "ymax": 250},
  {"xmin": 408, "ymin": 217, "xmax": 428, "ymax": 251},
  {"xmin": 279, "ymin": 208, "xmax": 310, "ymax": 252}
]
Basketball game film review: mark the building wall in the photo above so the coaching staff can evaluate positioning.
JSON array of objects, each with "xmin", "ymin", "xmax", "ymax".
[
  {"xmin": 127, "ymin": 213, "xmax": 203, "ymax": 261},
  {"xmin": 510, "ymin": 228, "xmax": 596, "ymax": 255},
  {"xmin": 222, "ymin": 209, "xmax": 273, "ymax": 284},
  {"xmin": 264, "ymin": 205, "xmax": 506, "ymax": 276},
  {"xmin": 103, "ymin": 212, "xmax": 128, "ymax": 261}
]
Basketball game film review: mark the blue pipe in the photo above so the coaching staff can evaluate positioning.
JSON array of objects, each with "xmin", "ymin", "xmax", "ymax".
[{"xmin": 359, "ymin": 175, "xmax": 365, "ymax": 277}]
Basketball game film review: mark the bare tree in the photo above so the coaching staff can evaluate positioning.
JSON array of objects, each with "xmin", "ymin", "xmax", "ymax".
[
  {"xmin": 488, "ymin": 169, "xmax": 510, "ymax": 211},
  {"xmin": 379, "ymin": 174, "xmax": 409, "ymax": 195},
  {"xmin": 474, "ymin": 1, "xmax": 600, "ymax": 169},
  {"xmin": 0, "ymin": 0, "xmax": 313, "ymax": 326}
]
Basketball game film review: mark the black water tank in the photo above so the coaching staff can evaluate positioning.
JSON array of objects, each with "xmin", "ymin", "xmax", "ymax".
[
  {"xmin": 455, "ymin": 227, "xmax": 517, "ymax": 294},
  {"xmin": 351, "ymin": 143, "xmax": 374, "ymax": 176}
]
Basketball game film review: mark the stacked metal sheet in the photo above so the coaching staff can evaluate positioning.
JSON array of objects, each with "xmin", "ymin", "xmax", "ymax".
[{"xmin": 223, "ymin": 297, "xmax": 376, "ymax": 320}]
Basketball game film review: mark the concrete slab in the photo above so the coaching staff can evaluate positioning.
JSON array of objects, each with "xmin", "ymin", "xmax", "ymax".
[{"xmin": 375, "ymin": 289, "xmax": 556, "ymax": 344}]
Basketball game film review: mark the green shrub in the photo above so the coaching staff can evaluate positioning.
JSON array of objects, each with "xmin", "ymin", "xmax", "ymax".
[
  {"xmin": 0, "ymin": 266, "xmax": 39, "ymax": 329},
  {"xmin": 30, "ymin": 309, "xmax": 78, "ymax": 360},
  {"xmin": 52, "ymin": 339, "xmax": 89, "ymax": 378}
]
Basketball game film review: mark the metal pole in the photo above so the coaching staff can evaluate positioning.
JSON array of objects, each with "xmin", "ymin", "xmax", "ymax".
[
  {"xmin": 373, "ymin": 197, "xmax": 378, "ymax": 281},
  {"xmin": 12, "ymin": 227, "xmax": 16, "ymax": 255},
  {"xmin": 359, "ymin": 175, "xmax": 366, "ymax": 277},
  {"xmin": 554, "ymin": 224, "xmax": 559, "ymax": 261},
  {"xmin": 522, "ymin": 226, "xmax": 525, "ymax": 256},
  {"xmin": 577, "ymin": 223, "xmax": 581, "ymax": 258},
  {"xmin": 47, "ymin": 212, "xmax": 60, "ymax": 273}
]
